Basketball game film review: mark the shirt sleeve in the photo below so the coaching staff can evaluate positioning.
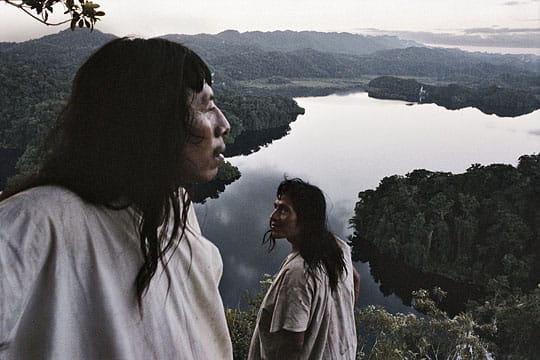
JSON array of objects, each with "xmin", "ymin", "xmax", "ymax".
[
  {"xmin": 268, "ymin": 266, "xmax": 314, "ymax": 333},
  {"xmin": 0, "ymin": 198, "xmax": 52, "ymax": 349}
]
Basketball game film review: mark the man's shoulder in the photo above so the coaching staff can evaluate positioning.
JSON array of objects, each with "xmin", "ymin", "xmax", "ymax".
[
  {"xmin": 1, "ymin": 185, "xmax": 118, "ymax": 236},
  {"xmin": 280, "ymin": 253, "xmax": 325, "ymax": 289},
  {"xmin": 282, "ymin": 253, "xmax": 305, "ymax": 272},
  {"xmin": 276, "ymin": 254, "xmax": 305, "ymax": 281},
  {"xmin": 2, "ymin": 185, "xmax": 88, "ymax": 217},
  {"xmin": 3, "ymin": 185, "xmax": 80, "ymax": 205},
  {"xmin": 334, "ymin": 235, "xmax": 348, "ymax": 248},
  {"xmin": 334, "ymin": 236, "xmax": 352, "ymax": 257}
]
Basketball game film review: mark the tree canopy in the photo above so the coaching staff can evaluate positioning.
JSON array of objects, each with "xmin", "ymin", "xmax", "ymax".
[
  {"xmin": 3, "ymin": 0, "xmax": 104, "ymax": 30},
  {"xmin": 350, "ymin": 154, "xmax": 540, "ymax": 290}
]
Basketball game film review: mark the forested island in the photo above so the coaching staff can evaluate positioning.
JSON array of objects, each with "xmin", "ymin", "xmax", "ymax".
[
  {"xmin": 349, "ymin": 154, "xmax": 540, "ymax": 358},
  {"xmin": 367, "ymin": 76, "xmax": 540, "ymax": 117}
]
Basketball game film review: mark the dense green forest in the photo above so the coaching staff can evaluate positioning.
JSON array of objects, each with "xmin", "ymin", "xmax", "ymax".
[
  {"xmin": 349, "ymin": 154, "xmax": 540, "ymax": 358},
  {"xmin": 350, "ymin": 154, "xmax": 539, "ymax": 288},
  {"xmin": 367, "ymin": 76, "xmax": 540, "ymax": 116}
]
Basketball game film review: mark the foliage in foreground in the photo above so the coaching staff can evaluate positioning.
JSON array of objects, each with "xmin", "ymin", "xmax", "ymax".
[
  {"xmin": 470, "ymin": 279, "xmax": 540, "ymax": 359},
  {"xmin": 4, "ymin": 0, "xmax": 104, "ymax": 30},
  {"xmin": 226, "ymin": 278, "xmax": 528, "ymax": 360}
]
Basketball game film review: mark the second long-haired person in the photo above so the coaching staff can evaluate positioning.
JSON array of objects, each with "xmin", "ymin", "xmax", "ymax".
[
  {"xmin": 248, "ymin": 178, "xmax": 359, "ymax": 359},
  {"xmin": 0, "ymin": 38, "xmax": 233, "ymax": 359}
]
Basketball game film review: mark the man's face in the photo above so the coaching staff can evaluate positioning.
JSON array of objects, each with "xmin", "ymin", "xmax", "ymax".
[
  {"xmin": 270, "ymin": 194, "xmax": 301, "ymax": 242},
  {"xmin": 179, "ymin": 83, "xmax": 230, "ymax": 184}
]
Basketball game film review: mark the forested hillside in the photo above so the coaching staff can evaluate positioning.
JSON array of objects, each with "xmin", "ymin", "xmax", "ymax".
[
  {"xmin": 165, "ymin": 30, "xmax": 539, "ymax": 94},
  {"xmin": 207, "ymin": 46, "xmax": 539, "ymax": 90}
]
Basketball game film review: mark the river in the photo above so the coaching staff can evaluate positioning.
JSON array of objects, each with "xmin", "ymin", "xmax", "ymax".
[{"xmin": 195, "ymin": 91, "xmax": 540, "ymax": 313}]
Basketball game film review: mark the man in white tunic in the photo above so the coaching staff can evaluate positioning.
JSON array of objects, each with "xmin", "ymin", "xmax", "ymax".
[
  {"xmin": 0, "ymin": 38, "xmax": 233, "ymax": 359},
  {"xmin": 248, "ymin": 179, "xmax": 359, "ymax": 360}
]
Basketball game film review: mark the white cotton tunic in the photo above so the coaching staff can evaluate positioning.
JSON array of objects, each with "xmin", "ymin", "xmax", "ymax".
[
  {"xmin": 248, "ymin": 238, "xmax": 357, "ymax": 360},
  {"xmin": 0, "ymin": 185, "xmax": 233, "ymax": 360}
]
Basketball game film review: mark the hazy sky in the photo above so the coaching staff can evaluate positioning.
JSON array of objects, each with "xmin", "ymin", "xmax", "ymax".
[{"xmin": 1, "ymin": 0, "xmax": 539, "ymax": 53}]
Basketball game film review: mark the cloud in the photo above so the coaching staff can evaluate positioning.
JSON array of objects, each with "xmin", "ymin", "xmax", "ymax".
[{"xmin": 464, "ymin": 27, "xmax": 540, "ymax": 34}]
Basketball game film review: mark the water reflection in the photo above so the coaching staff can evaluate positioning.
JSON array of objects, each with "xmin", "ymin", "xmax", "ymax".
[
  {"xmin": 195, "ymin": 168, "xmax": 413, "ymax": 313},
  {"xmin": 355, "ymin": 241, "xmax": 484, "ymax": 316}
]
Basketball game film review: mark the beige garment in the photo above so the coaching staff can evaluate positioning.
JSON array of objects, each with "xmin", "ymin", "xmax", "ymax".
[
  {"xmin": 0, "ymin": 185, "xmax": 232, "ymax": 360},
  {"xmin": 248, "ymin": 238, "xmax": 357, "ymax": 360}
]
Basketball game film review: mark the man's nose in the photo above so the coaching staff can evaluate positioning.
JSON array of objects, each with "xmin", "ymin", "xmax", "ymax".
[
  {"xmin": 270, "ymin": 209, "xmax": 278, "ymax": 222},
  {"xmin": 215, "ymin": 107, "xmax": 230, "ymax": 137}
]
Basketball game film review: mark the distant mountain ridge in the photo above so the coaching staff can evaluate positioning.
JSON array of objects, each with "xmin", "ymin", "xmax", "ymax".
[
  {"xmin": 163, "ymin": 29, "xmax": 421, "ymax": 58},
  {"xmin": 0, "ymin": 28, "xmax": 115, "ymax": 52}
]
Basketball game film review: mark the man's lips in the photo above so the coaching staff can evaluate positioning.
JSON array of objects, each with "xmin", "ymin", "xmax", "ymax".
[
  {"xmin": 214, "ymin": 146, "xmax": 226, "ymax": 164},
  {"xmin": 214, "ymin": 145, "xmax": 226, "ymax": 157}
]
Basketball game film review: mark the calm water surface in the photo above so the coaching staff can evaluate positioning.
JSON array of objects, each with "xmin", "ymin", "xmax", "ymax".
[{"xmin": 195, "ymin": 92, "xmax": 540, "ymax": 312}]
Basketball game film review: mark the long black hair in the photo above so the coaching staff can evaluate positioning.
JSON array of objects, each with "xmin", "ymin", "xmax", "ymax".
[
  {"xmin": 0, "ymin": 37, "xmax": 212, "ymax": 306},
  {"xmin": 263, "ymin": 178, "xmax": 346, "ymax": 292}
]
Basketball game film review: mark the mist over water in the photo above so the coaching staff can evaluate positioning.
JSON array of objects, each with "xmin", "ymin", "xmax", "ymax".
[{"xmin": 195, "ymin": 92, "xmax": 540, "ymax": 312}]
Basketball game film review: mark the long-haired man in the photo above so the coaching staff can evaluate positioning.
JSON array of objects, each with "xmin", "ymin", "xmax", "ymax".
[
  {"xmin": 249, "ymin": 178, "xmax": 359, "ymax": 359},
  {"xmin": 0, "ymin": 38, "xmax": 233, "ymax": 359}
]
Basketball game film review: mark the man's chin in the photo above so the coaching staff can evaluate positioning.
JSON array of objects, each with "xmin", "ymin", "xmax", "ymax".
[{"xmin": 193, "ymin": 169, "xmax": 219, "ymax": 184}]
